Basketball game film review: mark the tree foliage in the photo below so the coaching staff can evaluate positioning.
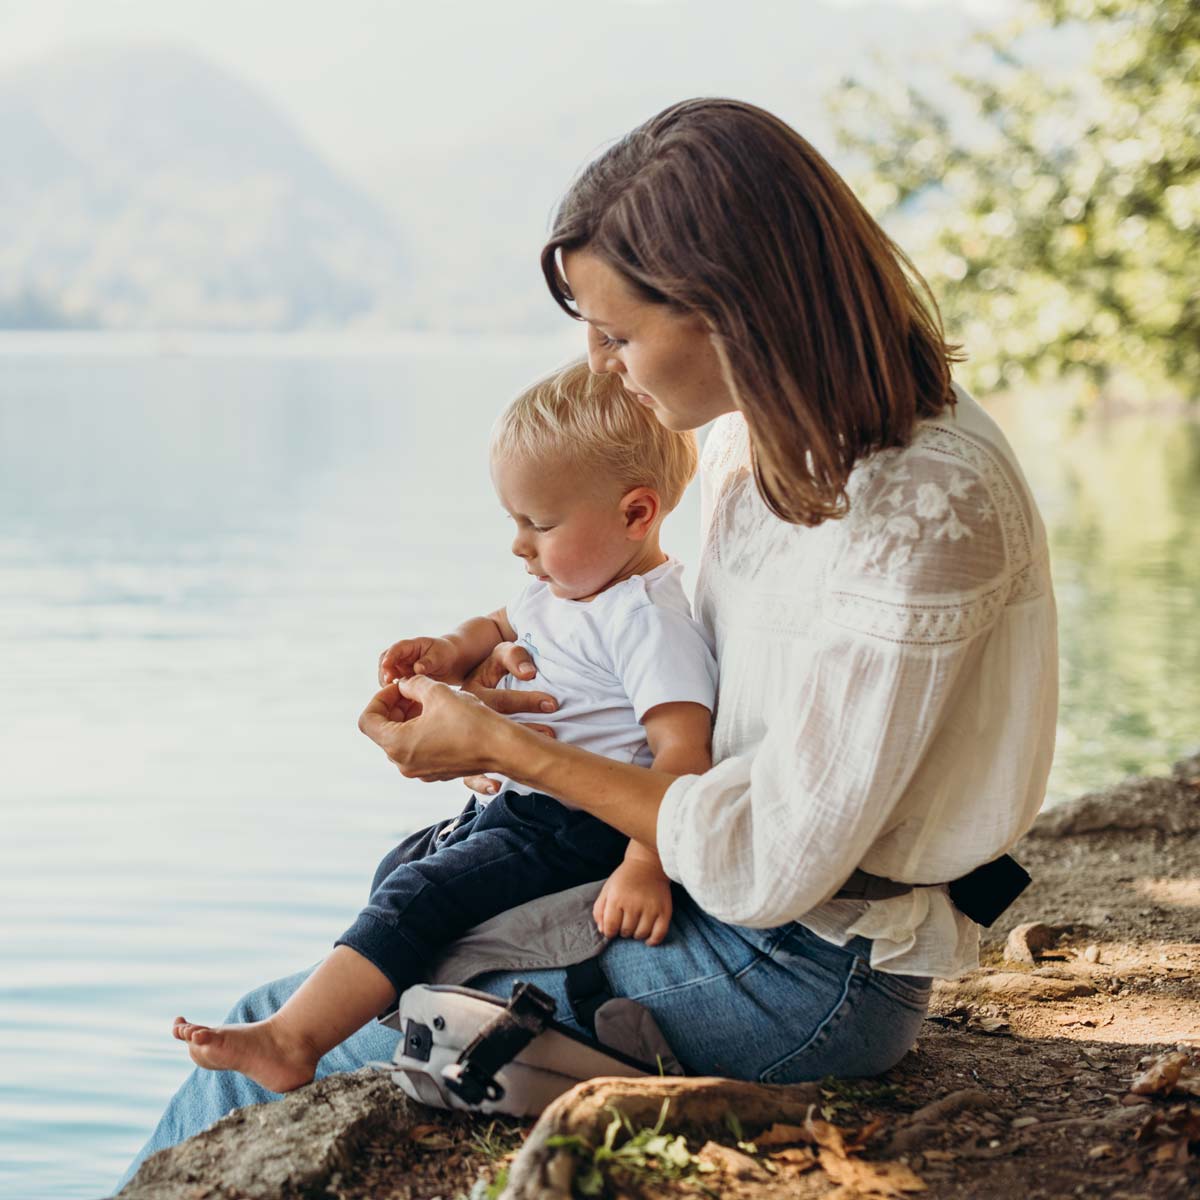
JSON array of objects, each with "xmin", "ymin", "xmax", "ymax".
[{"xmin": 830, "ymin": 0, "xmax": 1200, "ymax": 402}]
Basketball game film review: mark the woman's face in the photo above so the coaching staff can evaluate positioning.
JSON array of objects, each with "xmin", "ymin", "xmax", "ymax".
[{"xmin": 562, "ymin": 250, "xmax": 737, "ymax": 432}]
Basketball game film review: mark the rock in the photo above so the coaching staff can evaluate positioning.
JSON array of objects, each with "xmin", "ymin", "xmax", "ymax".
[
  {"xmin": 1029, "ymin": 774, "xmax": 1200, "ymax": 837},
  {"xmin": 115, "ymin": 1069, "xmax": 414, "ymax": 1199},
  {"xmin": 1084, "ymin": 944, "xmax": 1101, "ymax": 963},
  {"xmin": 1004, "ymin": 923, "xmax": 1059, "ymax": 964}
]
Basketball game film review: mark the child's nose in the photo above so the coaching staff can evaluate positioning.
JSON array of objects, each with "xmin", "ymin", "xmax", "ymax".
[{"xmin": 511, "ymin": 532, "xmax": 533, "ymax": 558}]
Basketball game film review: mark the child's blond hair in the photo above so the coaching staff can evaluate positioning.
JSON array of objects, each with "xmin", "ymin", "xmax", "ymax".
[{"xmin": 490, "ymin": 359, "xmax": 699, "ymax": 512}]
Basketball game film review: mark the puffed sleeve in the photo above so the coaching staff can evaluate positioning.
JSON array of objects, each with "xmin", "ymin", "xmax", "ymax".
[{"xmin": 656, "ymin": 447, "xmax": 1029, "ymax": 928}]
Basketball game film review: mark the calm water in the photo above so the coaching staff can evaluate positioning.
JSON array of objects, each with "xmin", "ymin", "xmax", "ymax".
[{"xmin": 1, "ymin": 336, "xmax": 1197, "ymax": 1199}]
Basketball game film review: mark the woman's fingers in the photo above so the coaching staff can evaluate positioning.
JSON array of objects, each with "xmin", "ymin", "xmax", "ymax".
[
  {"xmin": 469, "ymin": 686, "xmax": 558, "ymax": 717},
  {"xmin": 463, "ymin": 774, "xmax": 499, "ymax": 795}
]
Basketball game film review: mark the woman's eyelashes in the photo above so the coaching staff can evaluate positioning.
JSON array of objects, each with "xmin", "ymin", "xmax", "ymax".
[{"xmin": 597, "ymin": 331, "xmax": 627, "ymax": 349}]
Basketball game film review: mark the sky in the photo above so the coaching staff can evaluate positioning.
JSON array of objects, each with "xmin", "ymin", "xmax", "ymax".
[{"xmin": 0, "ymin": 0, "xmax": 1019, "ymax": 193}]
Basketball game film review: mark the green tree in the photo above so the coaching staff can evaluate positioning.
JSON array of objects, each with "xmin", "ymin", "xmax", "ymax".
[{"xmin": 830, "ymin": 0, "xmax": 1200, "ymax": 403}]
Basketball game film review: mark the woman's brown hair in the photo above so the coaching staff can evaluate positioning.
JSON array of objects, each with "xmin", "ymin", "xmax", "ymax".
[{"xmin": 541, "ymin": 97, "xmax": 963, "ymax": 527}]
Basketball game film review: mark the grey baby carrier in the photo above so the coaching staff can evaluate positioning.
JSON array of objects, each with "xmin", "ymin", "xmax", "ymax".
[{"xmin": 383, "ymin": 958, "xmax": 682, "ymax": 1116}]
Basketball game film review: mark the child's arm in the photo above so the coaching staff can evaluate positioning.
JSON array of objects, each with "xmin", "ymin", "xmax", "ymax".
[
  {"xmin": 378, "ymin": 608, "xmax": 517, "ymax": 686},
  {"xmin": 593, "ymin": 701, "xmax": 713, "ymax": 945}
]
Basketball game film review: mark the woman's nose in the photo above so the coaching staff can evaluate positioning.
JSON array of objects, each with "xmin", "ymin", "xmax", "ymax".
[{"xmin": 586, "ymin": 331, "xmax": 624, "ymax": 376}]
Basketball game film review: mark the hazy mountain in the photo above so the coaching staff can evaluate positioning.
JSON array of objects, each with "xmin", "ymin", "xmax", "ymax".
[{"xmin": 0, "ymin": 44, "xmax": 409, "ymax": 330}]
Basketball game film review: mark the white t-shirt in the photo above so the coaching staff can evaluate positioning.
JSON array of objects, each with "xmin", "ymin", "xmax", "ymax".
[{"xmin": 486, "ymin": 558, "xmax": 718, "ymax": 802}]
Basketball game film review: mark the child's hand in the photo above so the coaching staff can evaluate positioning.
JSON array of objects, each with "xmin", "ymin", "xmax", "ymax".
[
  {"xmin": 377, "ymin": 637, "xmax": 460, "ymax": 685},
  {"xmin": 593, "ymin": 858, "xmax": 673, "ymax": 946}
]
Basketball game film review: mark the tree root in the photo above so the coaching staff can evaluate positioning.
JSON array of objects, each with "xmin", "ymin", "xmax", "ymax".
[
  {"xmin": 501, "ymin": 1075, "xmax": 823, "ymax": 1199},
  {"xmin": 885, "ymin": 1089, "xmax": 993, "ymax": 1153}
]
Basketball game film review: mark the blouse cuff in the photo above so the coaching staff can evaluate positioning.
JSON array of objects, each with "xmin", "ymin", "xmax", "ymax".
[{"xmin": 655, "ymin": 772, "xmax": 699, "ymax": 884}]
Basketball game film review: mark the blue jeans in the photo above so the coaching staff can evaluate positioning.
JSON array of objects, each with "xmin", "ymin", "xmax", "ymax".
[
  {"xmin": 117, "ymin": 891, "xmax": 930, "ymax": 1191},
  {"xmin": 339, "ymin": 792, "xmax": 629, "ymax": 996}
]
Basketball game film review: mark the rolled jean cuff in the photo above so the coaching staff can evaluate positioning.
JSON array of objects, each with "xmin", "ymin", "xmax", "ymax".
[{"xmin": 335, "ymin": 911, "xmax": 425, "ymax": 1002}]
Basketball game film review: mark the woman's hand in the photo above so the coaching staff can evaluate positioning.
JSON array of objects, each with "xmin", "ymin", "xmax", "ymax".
[
  {"xmin": 461, "ymin": 641, "xmax": 558, "ymax": 794},
  {"xmin": 358, "ymin": 676, "xmax": 513, "ymax": 782}
]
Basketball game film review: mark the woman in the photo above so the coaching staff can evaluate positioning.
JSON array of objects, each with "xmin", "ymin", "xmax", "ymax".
[{"xmin": 118, "ymin": 97, "xmax": 1056, "ymax": 1185}]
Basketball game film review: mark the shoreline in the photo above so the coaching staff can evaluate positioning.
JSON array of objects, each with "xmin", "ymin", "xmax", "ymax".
[{"xmin": 116, "ymin": 751, "xmax": 1200, "ymax": 1199}]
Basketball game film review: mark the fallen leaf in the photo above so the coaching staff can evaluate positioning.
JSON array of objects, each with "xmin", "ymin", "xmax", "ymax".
[
  {"xmin": 755, "ymin": 1122, "xmax": 811, "ymax": 1147},
  {"xmin": 974, "ymin": 1017, "xmax": 1011, "ymax": 1035},
  {"xmin": 1088, "ymin": 1143, "xmax": 1115, "ymax": 1159},
  {"xmin": 697, "ymin": 1141, "xmax": 766, "ymax": 1179},
  {"xmin": 820, "ymin": 1152, "xmax": 927, "ymax": 1195},
  {"xmin": 1131, "ymin": 1051, "xmax": 1189, "ymax": 1096},
  {"xmin": 769, "ymin": 1146, "xmax": 819, "ymax": 1172},
  {"xmin": 804, "ymin": 1113, "xmax": 848, "ymax": 1158}
]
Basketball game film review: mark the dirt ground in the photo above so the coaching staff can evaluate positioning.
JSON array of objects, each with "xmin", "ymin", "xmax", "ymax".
[{"xmin": 326, "ymin": 755, "xmax": 1200, "ymax": 1200}]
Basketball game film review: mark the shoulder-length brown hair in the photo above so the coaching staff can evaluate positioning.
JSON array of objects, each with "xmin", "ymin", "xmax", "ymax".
[{"xmin": 541, "ymin": 97, "xmax": 963, "ymax": 527}]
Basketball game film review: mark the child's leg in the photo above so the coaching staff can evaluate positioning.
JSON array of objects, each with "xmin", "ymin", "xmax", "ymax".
[
  {"xmin": 171, "ymin": 804, "xmax": 480, "ymax": 1094},
  {"xmin": 174, "ymin": 793, "xmax": 626, "ymax": 1092},
  {"xmin": 337, "ymin": 792, "xmax": 629, "ymax": 996},
  {"xmin": 173, "ymin": 945, "xmax": 393, "ymax": 1093}
]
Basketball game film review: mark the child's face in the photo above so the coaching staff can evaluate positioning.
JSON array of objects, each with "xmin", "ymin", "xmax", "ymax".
[{"xmin": 492, "ymin": 454, "xmax": 639, "ymax": 600}]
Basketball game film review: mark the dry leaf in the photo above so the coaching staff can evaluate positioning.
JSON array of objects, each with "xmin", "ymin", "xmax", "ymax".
[
  {"xmin": 805, "ymin": 1112, "xmax": 848, "ymax": 1158},
  {"xmin": 975, "ymin": 1017, "xmax": 1011, "ymax": 1035},
  {"xmin": 697, "ymin": 1141, "xmax": 766, "ymax": 1179},
  {"xmin": 756, "ymin": 1122, "xmax": 812, "ymax": 1147},
  {"xmin": 1088, "ymin": 1143, "xmax": 1115, "ymax": 1159},
  {"xmin": 922, "ymin": 1149, "xmax": 957, "ymax": 1163},
  {"xmin": 1131, "ymin": 1051, "xmax": 1189, "ymax": 1095},
  {"xmin": 769, "ymin": 1146, "xmax": 819, "ymax": 1172},
  {"xmin": 820, "ymin": 1152, "xmax": 927, "ymax": 1195}
]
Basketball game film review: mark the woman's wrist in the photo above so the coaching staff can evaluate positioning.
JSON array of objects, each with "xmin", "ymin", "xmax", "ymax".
[{"xmin": 483, "ymin": 713, "xmax": 541, "ymax": 777}]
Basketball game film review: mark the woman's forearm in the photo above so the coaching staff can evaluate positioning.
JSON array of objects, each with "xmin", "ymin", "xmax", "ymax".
[{"xmin": 488, "ymin": 720, "xmax": 676, "ymax": 848}]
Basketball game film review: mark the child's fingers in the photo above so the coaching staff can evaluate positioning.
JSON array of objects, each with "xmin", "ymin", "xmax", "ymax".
[
  {"xmin": 647, "ymin": 913, "xmax": 671, "ymax": 946},
  {"xmin": 618, "ymin": 906, "xmax": 639, "ymax": 939},
  {"xmin": 632, "ymin": 910, "xmax": 656, "ymax": 942},
  {"xmin": 599, "ymin": 899, "xmax": 624, "ymax": 940}
]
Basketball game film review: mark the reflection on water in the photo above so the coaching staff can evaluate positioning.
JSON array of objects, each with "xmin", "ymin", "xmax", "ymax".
[{"xmin": 0, "ymin": 337, "xmax": 1196, "ymax": 1199}]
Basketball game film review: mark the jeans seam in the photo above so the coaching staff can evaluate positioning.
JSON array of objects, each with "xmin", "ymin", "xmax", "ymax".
[
  {"xmin": 626, "ymin": 969, "xmax": 732, "ymax": 1003},
  {"xmin": 759, "ymin": 958, "xmax": 864, "ymax": 1084}
]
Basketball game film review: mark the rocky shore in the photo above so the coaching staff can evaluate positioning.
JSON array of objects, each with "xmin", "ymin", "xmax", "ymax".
[{"xmin": 115, "ymin": 753, "xmax": 1200, "ymax": 1200}]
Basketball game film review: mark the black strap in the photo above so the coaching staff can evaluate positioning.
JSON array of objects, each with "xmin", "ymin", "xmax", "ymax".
[
  {"xmin": 441, "ymin": 982, "xmax": 557, "ymax": 1105},
  {"xmin": 834, "ymin": 853, "xmax": 1031, "ymax": 927},
  {"xmin": 565, "ymin": 956, "xmax": 614, "ymax": 1038}
]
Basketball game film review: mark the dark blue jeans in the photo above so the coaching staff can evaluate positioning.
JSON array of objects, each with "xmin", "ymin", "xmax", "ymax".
[{"xmin": 335, "ymin": 791, "xmax": 629, "ymax": 997}]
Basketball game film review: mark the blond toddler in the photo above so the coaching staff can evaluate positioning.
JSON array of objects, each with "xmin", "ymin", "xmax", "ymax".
[{"xmin": 171, "ymin": 360, "xmax": 716, "ymax": 1092}]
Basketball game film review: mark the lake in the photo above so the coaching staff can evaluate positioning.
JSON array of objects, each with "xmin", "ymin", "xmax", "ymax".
[{"xmin": 1, "ymin": 335, "xmax": 1197, "ymax": 1199}]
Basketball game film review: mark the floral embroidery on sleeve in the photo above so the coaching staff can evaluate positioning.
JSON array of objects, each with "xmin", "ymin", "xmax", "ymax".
[{"xmin": 843, "ymin": 463, "xmax": 996, "ymax": 578}]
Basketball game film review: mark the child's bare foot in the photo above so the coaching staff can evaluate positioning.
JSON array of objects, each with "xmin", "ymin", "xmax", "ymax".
[{"xmin": 172, "ymin": 1016, "xmax": 320, "ymax": 1093}]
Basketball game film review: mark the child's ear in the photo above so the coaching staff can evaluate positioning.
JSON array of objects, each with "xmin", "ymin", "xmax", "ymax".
[{"xmin": 620, "ymin": 486, "xmax": 661, "ymax": 540}]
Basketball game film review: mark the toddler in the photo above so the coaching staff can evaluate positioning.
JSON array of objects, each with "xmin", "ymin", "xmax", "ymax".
[{"xmin": 172, "ymin": 359, "xmax": 717, "ymax": 1093}]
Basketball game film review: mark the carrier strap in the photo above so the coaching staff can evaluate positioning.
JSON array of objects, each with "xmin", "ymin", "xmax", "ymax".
[
  {"xmin": 565, "ymin": 956, "xmax": 614, "ymax": 1038},
  {"xmin": 834, "ymin": 853, "xmax": 1031, "ymax": 928},
  {"xmin": 441, "ymin": 982, "xmax": 557, "ymax": 1105}
]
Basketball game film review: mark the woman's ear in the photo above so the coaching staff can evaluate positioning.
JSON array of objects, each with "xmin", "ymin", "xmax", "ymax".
[{"xmin": 619, "ymin": 486, "xmax": 662, "ymax": 540}]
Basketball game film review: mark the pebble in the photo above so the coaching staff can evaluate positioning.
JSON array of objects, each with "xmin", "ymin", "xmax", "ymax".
[
  {"xmin": 1011, "ymin": 1116, "xmax": 1040, "ymax": 1129},
  {"xmin": 1084, "ymin": 944, "xmax": 1101, "ymax": 963}
]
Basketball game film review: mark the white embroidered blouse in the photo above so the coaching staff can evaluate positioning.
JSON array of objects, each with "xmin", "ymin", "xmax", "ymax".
[{"xmin": 655, "ymin": 386, "xmax": 1058, "ymax": 977}]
